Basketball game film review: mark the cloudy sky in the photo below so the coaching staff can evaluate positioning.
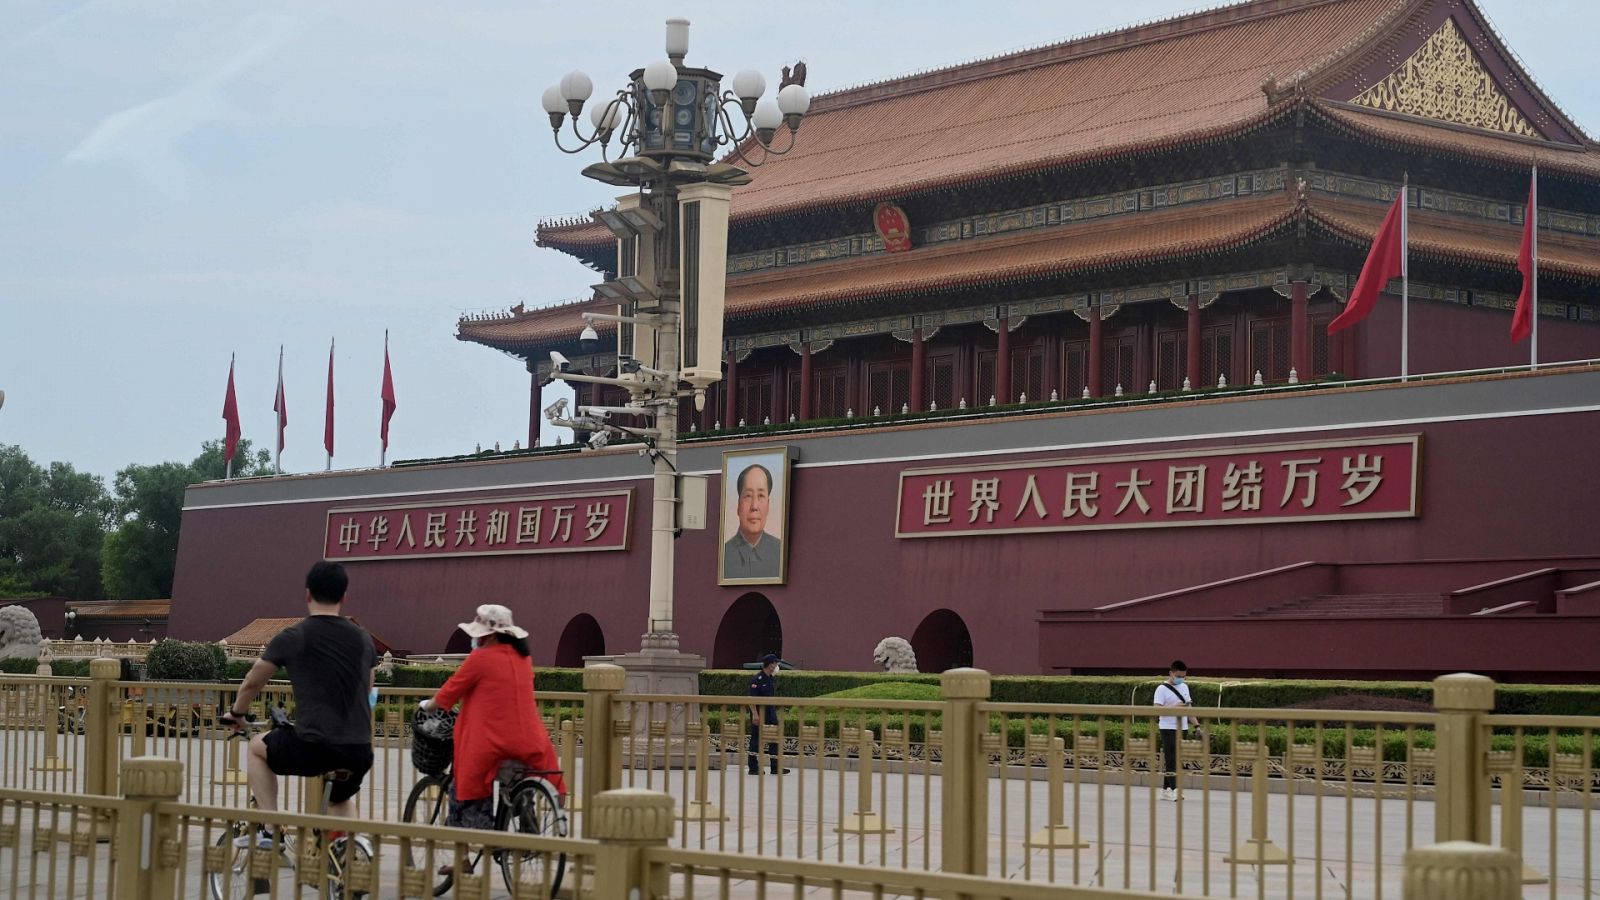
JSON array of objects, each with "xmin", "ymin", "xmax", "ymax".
[{"xmin": 1, "ymin": 1, "xmax": 1593, "ymax": 481}]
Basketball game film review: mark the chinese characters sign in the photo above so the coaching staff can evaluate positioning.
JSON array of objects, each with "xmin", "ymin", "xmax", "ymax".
[
  {"xmin": 896, "ymin": 436, "xmax": 1419, "ymax": 538},
  {"xmin": 324, "ymin": 490, "xmax": 632, "ymax": 561}
]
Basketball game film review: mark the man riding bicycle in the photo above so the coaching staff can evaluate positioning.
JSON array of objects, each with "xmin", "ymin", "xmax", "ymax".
[
  {"xmin": 222, "ymin": 562, "xmax": 377, "ymax": 842},
  {"xmin": 418, "ymin": 604, "xmax": 564, "ymax": 831}
]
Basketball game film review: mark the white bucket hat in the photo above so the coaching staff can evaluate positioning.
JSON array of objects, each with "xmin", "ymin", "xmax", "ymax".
[{"xmin": 457, "ymin": 604, "xmax": 528, "ymax": 640}]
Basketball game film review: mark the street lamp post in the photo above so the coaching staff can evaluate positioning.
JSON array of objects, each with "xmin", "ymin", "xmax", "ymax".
[{"xmin": 539, "ymin": 18, "xmax": 808, "ymax": 687}]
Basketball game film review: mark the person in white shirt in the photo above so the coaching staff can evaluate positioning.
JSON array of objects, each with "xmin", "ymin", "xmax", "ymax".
[{"xmin": 1153, "ymin": 660, "xmax": 1195, "ymax": 802}]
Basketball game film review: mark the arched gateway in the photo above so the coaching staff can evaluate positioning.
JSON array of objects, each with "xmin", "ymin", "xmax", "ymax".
[
  {"xmin": 911, "ymin": 609, "xmax": 974, "ymax": 672},
  {"xmin": 713, "ymin": 593, "xmax": 782, "ymax": 669},
  {"xmin": 554, "ymin": 613, "xmax": 605, "ymax": 667}
]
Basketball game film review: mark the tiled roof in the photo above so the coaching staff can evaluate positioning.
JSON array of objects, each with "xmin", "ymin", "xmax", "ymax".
[
  {"xmin": 535, "ymin": 0, "xmax": 1400, "ymax": 254},
  {"xmin": 1309, "ymin": 196, "xmax": 1600, "ymax": 281},
  {"xmin": 222, "ymin": 618, "xmax": 301, "ymax": 647},
  {"xmin": 67, "ymin": 600, "xmax": 171, "ymax": 619},
  {"xmin": 222, "ymin": 616, "xmax": 395, "ymax": 654},
  {"xmin": 1314, "ymin": 104, "xmax": 1600, "ymax": 180},
  {"xmin": 465, "ymin": 193, "xmax": 1300, "ymax": 352}
]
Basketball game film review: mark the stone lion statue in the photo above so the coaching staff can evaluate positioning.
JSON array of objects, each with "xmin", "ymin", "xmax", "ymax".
[
  {"xmin": 0, "ymin": 606, "xmax": 44, "ymax": 660},
  {"xmin": 872, "ymin": 637, "xmax": 918, "ymax": 674}
]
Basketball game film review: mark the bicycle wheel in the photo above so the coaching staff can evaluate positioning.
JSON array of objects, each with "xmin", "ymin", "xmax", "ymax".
[
  {"xmin": 327, "ymin": 834, "xmax": 374, "ymax": 900},
  {"xmin": 497, "ymin": 778, "xmax": 568, "ymax": 897},
  {"xmin": 401, "ymin": 774, "xmax": 454, "ymax": 897},
  {"xmin": 208, "ymin": 821, "xmax": 274, "ymax": 900}
]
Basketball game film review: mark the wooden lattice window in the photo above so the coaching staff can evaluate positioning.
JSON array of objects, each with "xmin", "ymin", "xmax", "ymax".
[
  {"xmin": 679, "ymin": 396, "xmax": 695, "ymax": 432},
  {"xmin": 975, "ymin": 350, "xmax": 997, "ymax": 406},
  {"xmin": 1200, "ymin": 325, "xmax": 1233, "ymax": 388},
  {"xmin": 1250, "ymin": 318, "xmax": 1291, "ymax": 383},
  {"xmin": 1010, "ymin": 344, "xmax": 1044, "ymax": 403},
  {"xmin": 1310, "ymin": 313, "xmax": 1333, "ymax": 377},
  {"xmin": 1102, "ymin": 335, "xmax": 1135, "ymax": 395},
  {"xmin": 1063, "ymin": 340, "xmax": 1089, "ymax": 399},
  {"xmin": 737, "ymin": 374, "xmax": 773, "ymax": 425},
  {"xmin": 1157, "ymin": 330, "xmax": 1186, "ymax": 391},
  {"xmin": 813, "ymin": 366, "xmax": 848, "ymax": 418},
  {"xmin": 926, "ymin": 353, "xmax": 956, "ymax": 410},
  {"xmin": 867, "ymin": 361, "xmax": 911, "ymax": 415}
]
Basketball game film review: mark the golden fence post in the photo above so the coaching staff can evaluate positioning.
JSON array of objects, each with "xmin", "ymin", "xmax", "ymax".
[
  {"xmin": 1402, "ymin": 841, "xmax": 1519, "ymax": 900},
  {"xmin": 113, "ymin": 756, "xmax": 184, "ymax": 900},
  {"xmin": 588, "ymin": 789, "xmax": 674, "ymax": 900},
  {"xmin": 837, "ymin": 728, "xmax": 892, "ymax": 834},
  {"xmin": 582, "ymin": 664, "xmax": 626, "ymax": 835},
  {"xmin": 33, "ymin": 679, "xmax": 71, "ymax": 772},
  {"xmin": 560, "ymin": 719, "xmax": 584, "ymax": 812},
  {"xmin": 1225, "ymin": 737, "xmax": 1289, "ymax": 865},
  {"xmin": 940, "ymin": 668, "xmax": 991, "ymax": 878},
  {"xmin": 1432, "ymin": 674, "xmax": 1495, "ymax": 843},
  {"xmin": 85, "ymin": 658, "xmax": 122, "ymax": 801},
  {"xmin": 1486, "ymin": 750, "xmax": 1547, "ymax": 884},
  {"xmin": 219, "ymin": 732, "xmax": 250, "ymax": 785},
  {"xmin": 680, "ymin": 722, "xmax": 726, "ymax": 822},
  {"xmin": 1027, "ymin": 736, "xmax": 1088, "ymax": 849}
]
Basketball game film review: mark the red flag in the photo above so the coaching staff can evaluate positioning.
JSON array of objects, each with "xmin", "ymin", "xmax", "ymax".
[
  {"xmin": 1328, "ymin": 188, "xmax": 1406, "ymax": 334},
  {"xmin": 273, "ymin": 347, "xmax": 288, "ymax": 454},
  {"xmin": 324, "ymin": 339, "xmax": 336, "ymax": 458},
  {"xmin": 1511, "ymin": 170, "xmax": 1537, "ymax": 342},
  {"xmin": 380, "ymin": 335, "xmax": 397, "ymax": 451},
  {"xmin": 222, "ymin": 356, "xmax": 241, "ymax": 463}
]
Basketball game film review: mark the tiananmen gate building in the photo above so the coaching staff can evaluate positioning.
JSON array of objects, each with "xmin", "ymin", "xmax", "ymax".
[{"xmin": 171, "ymin": 0, "xmax": 1600, "ymax": 681}]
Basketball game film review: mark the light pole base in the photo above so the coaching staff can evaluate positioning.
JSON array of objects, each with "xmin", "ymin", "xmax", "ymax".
[{"xmin": 584, "ymin": 632, "xmax": 704, "ymax": 698}]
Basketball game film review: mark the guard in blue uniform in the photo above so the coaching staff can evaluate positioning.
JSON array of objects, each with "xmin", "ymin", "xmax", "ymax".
[{"xmin": 746, "ymin": 653, "xmax": 784, "ymax": 774}]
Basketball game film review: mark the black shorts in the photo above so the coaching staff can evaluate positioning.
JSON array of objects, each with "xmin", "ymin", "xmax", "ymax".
[{"xmin": 262, "ymin": 729, "xmax": 373, "ymax": 805}]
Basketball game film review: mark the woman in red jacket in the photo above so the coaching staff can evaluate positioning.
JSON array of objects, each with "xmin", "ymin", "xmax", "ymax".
[{"xmin": 419, "ymin": 604, "xmax": 565, "ymax": 831}]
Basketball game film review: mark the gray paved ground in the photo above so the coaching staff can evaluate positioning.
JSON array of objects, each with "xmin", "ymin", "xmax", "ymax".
[{"xmin": 2, "ymin": 731, "xmax": 1595, "ymax": 898}]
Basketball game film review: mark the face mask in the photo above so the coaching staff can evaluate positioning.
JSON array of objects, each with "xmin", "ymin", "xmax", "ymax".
[
  {"xmin": 368, "ymin": 687, "xmax": 379, "ymax": 709},
  {"xmin": 1173, "ymin": 676, "xmax": 1185, "ymax": 684},
  {"xmin": 470, "ymin": 637, "xmax": 483, "ymax": 650}
]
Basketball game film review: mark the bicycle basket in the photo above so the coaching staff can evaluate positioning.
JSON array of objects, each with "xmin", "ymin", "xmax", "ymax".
[{"xmin": 410, "ymin": 709, "xmax": 456, "ymax": 777}]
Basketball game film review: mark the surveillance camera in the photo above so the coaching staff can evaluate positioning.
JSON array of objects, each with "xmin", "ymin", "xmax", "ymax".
[
  {"xmin": 587, "ymin": 430, "xmax": 610, "ymax": 450},
  {"xmin": 578, "ymin": 324, "xmax": 600, "ymax": 354},
  {"xmin": 618, "ymin": 355, "xmax": 641, "ymax": 374},
  {"xmin": 549, "ymin": 351, "xmax": 571, "ymax": 372},
  {"xmin": 543, "ymin": 397, "xmax": 568, "ymax": 422}
]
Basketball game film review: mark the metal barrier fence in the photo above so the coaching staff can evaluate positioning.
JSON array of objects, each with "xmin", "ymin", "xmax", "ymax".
[
  {"xmin": 0, "ymin": 758, "xmax": 1529, "ymax": 900},
  {"xmin": 1, "ymin": 662, "xmax": 1595, "ymax": 898}
]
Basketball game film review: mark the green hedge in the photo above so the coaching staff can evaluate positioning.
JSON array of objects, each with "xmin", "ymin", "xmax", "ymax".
[
  {"xmin": 389, "ymin": 665, "xmax": 586, "ymax": 692},
  {"xmin": 0, "ymin": 658, "xmax": 38, "ymax": 674},
  {"xmin": 696, "ymin": 671, "xmax": 1600, "ymax": 718},
  {"xmin": 146, "ymin": 640, "xmax": 225, "ymax": 681}
]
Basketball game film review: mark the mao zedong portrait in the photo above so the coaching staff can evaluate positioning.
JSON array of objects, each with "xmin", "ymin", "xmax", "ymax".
[{"xmin": 722, "ymin": 463, "xmax": 783, "ymax": 580}]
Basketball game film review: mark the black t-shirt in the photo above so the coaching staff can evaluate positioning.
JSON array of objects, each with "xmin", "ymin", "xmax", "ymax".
[{"xmin": 262, "ymin": 615, "xmax": 376, "ymax": 745}]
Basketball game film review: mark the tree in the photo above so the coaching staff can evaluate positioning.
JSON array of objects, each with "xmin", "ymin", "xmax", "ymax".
[
  {"xmin": 0, "ymin": 445, "xmax": 113, "ymax": 599},
  {"xmin": 101, "ymin": 439, "xmax": 272, "ymax": 600}
]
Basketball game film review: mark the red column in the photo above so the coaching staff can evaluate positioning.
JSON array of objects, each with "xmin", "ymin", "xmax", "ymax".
[
  {"xmin": 1087, "ymin": 306, "xmax": 1104, "ymax": 397},
  {"xmin": 723, "ymin": 351, "xmax": 737, "ymax": 427},
  {"xmin": 798, "ymin": 342, "xmax": 813, "ymax": 420},
  {"xmin": 909, "ymin": 328, "xmax": 925, "ymax": 411},
  {"xmin": 995, "ymin": 317, "xmax": 1011, "ymax": 404},
  {"xmin": 772, "ymin": 355, "xmax": 787, "ymax": 424},
  {"xmin": 1185, "ymin": 294, "xmax": 1201, "ymax": 389},
  {"xmin": 528, "ymin": 365, "xmax": 542, "ymax": 447},
  {"xmin": 1290, "ymin": 280, "xmax": 1309, "ymax": 379}
]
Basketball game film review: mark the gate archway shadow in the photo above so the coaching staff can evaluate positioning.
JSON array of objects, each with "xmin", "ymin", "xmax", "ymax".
[
  {"xmin": 713, "ymin": 593, "xmax": 782, "ymax": 668},
  {"xmin": 911, "ymin": 608, "xmax": 973, "ymax": 672},
  {"xmin": 554, "ymin": 613, "xmax": 605, "ymax": 667}
]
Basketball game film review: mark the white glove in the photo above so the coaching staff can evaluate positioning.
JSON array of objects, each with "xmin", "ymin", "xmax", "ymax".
[{"xmin": 418, "ymin": 699, "xmax": 434, "ymax": 713}]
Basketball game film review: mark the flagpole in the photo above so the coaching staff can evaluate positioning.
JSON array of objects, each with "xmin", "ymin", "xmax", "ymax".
[
  {"xmin": 226, "ymin": 351, "xmax": 234, "ymax": 481},
  {"xmin": 275, "ymin": 345, "xmax": 283, "ymax": 475},
  {"xmin": 1531, "ymin": 164, "xmax": 1539, "ymax": 370},
  {"xmin": 326, "ymin": 336, "xmax": 334, "ymax": 472},
  {"xmin": 381, "ymin": 330, "xmax": 388, "ymax": 468},
  {"xmin": 1400, "ymin": 173, "xmax": 1409, "ymax": 381}
]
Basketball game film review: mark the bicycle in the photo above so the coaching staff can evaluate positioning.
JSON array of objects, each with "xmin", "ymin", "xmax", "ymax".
[
  {"xmin": 57, "ymin": 686, "xmax": 85, "ymax": 735},
  {"xmin": 209, "ymin": 704, "xmax": 374, "ymax": 900},
  {"xmin": 401, "ymin": 710, "xmax": 568, "ymax": 897}
]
